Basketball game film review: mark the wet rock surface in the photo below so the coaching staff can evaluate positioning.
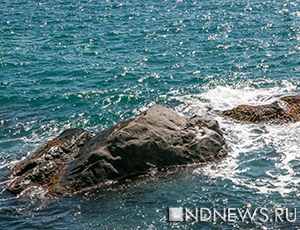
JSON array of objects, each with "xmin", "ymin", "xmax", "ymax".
[
  {"xmin": 222, "ymin": 95, "xmax": 300, "ymax": 122},
  {"xmin": 7, "ymin": 105, "xmax": 227, "ymax": 196},
  {"xmin": 7, "ymin": 129, "xmax": 95, "ymax": 195}
]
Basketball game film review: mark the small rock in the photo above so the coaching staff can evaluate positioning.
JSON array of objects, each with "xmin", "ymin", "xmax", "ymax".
[{"xmin": 222, "ymin": 95, "xmax": 300, "ymax": 122}]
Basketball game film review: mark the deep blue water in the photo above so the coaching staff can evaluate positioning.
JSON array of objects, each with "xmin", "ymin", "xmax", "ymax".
[{"xmin": 1, "ymin": 0, "xmax": 300, "ymax": 229}]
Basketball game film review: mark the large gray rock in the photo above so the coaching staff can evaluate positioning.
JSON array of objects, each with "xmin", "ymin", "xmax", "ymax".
[{"xmin": 7, "ymin": 105, "xmax": 227, "ymax": 196}]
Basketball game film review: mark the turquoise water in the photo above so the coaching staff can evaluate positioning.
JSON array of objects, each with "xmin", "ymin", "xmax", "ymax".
[{"xmin": 1, "ymin": 0, "xmax": 300, "ymax": 228}]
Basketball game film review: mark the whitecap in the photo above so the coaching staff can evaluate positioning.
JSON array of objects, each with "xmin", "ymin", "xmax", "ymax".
[{"xmin": 175, "ymin": 80, "xmax": 300, "ymax": 197}]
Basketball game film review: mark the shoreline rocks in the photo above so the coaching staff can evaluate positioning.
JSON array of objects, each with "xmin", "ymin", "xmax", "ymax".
[
  {"xmin": 222, "ymin": 95, "xmax": 300, "ymax": 122},
  {"xmin": 7, "ymin": 105, "xmax": 227, "ymax": 197}
]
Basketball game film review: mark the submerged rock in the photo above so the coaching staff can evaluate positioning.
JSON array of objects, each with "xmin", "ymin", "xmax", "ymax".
[
  {"xmin": 222, "ymin": 95, "xmax": 300, "ymax": 122},
  {"xmin": 7, "ymin": 105, "xmax": 227, "ymax": 196}
]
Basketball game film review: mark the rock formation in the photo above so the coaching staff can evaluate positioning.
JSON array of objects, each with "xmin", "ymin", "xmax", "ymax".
[
  {"xmin": 7, "ymin": 105, "xmax": 227, "ymax": 196},
  {"xmin": 6, "ymin": 128, "xmax": 95, "ymax": 195},
  {"xmin": 222, "ymin": 95, "xmax": 300, "ymax": 122}
]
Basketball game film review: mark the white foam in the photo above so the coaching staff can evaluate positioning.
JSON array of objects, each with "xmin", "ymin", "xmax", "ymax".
[
  {"xmin": 173, "ymin": 80, "xmax": 298, "ymax": 114},
  {"xmin": 17, "ymin": 186, "xmax": 48, "ymax": 200},
  {"xmin": 175, "ymin": 80, "xmax": 300, "ymax": 197}
]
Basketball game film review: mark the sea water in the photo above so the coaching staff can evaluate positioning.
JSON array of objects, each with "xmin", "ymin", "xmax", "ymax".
[{"xmin": 1, "ymin": 0, "xmax": 300, "ymax": 229}]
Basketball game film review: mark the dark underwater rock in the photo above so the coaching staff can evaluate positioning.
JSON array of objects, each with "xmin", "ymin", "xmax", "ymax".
[
  {"xmin": 7, "ymin": 105, "xmax": 227, "ymax": 196},
  {"xmin": 222, "ymin": 95, "xmax": 300, "ymax": 122}
]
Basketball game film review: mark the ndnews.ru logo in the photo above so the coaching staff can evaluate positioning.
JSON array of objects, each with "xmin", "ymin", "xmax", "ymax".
[{"xmin": 168, "ymin": 207, "xmax": 297, "ymax": 223}]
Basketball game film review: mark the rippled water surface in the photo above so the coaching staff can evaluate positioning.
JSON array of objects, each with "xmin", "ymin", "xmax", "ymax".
[{"xmin": 1, "ymin": 0, "xmax": 300, "ymax": 229}]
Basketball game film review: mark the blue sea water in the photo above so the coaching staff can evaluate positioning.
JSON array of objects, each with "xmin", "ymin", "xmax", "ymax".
[{"xmin": 1, "ymin": 0, "xmax": 300, "ymax": 228}]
